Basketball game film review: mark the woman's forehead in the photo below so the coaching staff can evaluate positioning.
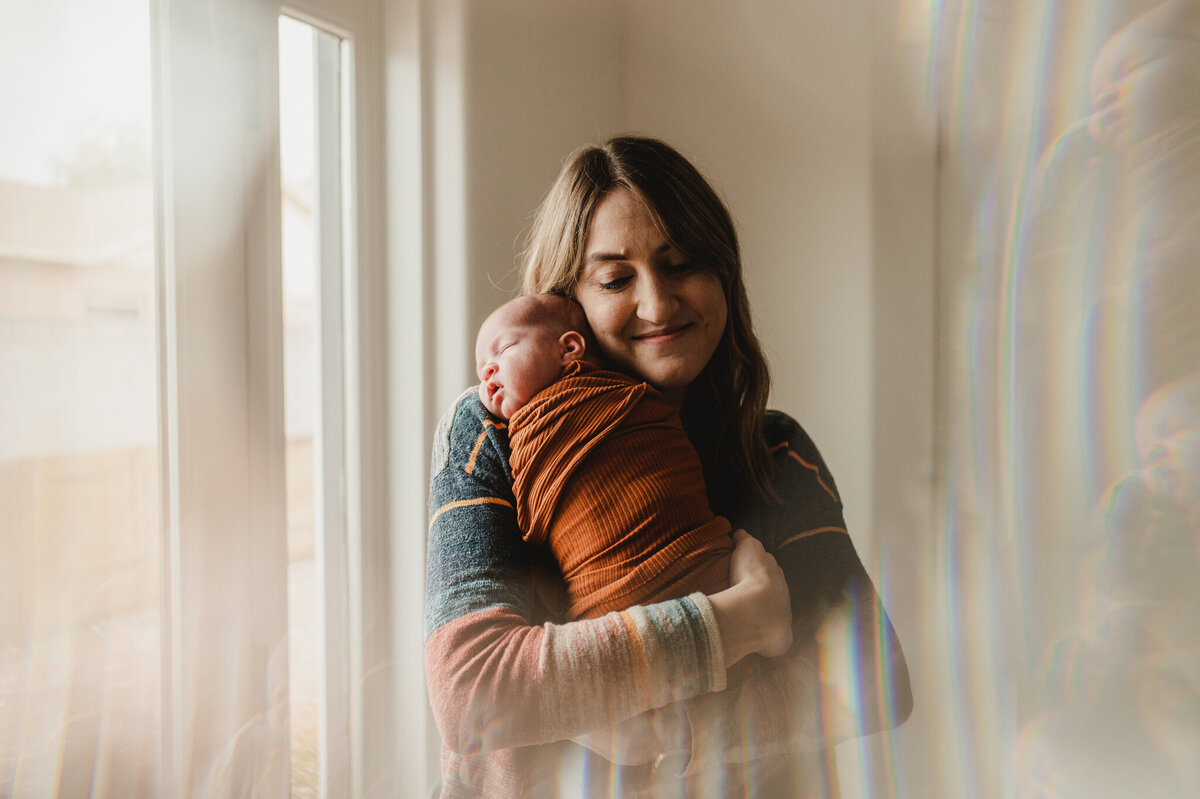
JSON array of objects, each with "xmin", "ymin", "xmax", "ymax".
[{"xmin": 585, "ymin": 190, "xmax": 673, "ymax": 253}]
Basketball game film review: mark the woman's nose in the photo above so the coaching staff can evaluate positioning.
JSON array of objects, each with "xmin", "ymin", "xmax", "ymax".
[{"xmin": 635, "ymin": 275, "xmax": 679, "ymax": 324}]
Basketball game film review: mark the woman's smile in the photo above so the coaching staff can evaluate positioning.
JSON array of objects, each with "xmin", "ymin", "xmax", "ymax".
[
  {"xmin": 632, "ymin": 323, "xmax": 694, "ymax": 344},
  {"xmin": 575, "ymin": 188, "xmax": 727, "ymax": 404}
]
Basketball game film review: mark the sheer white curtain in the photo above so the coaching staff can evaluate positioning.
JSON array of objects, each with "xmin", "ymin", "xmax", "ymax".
[
  {"xmin": 0, "ymin": 0, "xmax": 422, "ymax": 796},
  {"xmin": 929, "ymin": 1, "xmax": 1200, "ymax": 796}
]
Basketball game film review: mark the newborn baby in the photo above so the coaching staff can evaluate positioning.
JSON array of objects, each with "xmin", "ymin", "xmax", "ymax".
[{"xmin": 475, "ymin": 293, "xmax": 733, "ymax": 620}]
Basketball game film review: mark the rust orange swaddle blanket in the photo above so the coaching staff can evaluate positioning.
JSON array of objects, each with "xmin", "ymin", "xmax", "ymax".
[{"xmin": 509, "ymin": 360, "xmax": 733, "ymax": 620}]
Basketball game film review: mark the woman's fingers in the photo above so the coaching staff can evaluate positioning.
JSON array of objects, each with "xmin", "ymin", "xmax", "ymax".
[
  {"xmin": 728, "ymin": 529, "xmax": 780, "ymax": 592},
  {"xmin": 726, "ymin": 529, "xmax": 793, "ymax": 658}
]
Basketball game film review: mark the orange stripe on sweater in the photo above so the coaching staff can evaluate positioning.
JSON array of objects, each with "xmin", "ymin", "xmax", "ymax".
[
  {"xmin": 770, "ymin": 443, "xmax": 839, "ymax": 502},
  {"xmin": 780, "ymin": 527, "xmax": 848, "ymax": 548},
  {"xmin": 465, "ymin": 419, "xmax": 507, "ymax": 475},
  {"xmin": 617, "ymin": 611, "xmax": 651, "ymax": 707},
  {"xmin": 429, "ymin": 496, "xmax": 513, "ymax": 528}
]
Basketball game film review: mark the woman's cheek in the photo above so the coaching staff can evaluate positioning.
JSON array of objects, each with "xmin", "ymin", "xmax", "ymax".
[
  {"xmin": 593, "ymin": 300, "xmax": 624, "ymax": 336},
  {"xmin": 584, "ymin": 305, "xmax": 626, "ymax": 354}
]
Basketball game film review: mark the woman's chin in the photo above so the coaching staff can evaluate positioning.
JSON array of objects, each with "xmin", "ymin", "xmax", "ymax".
[
  {"xmin": 643, "ymin": 375, "xmax": 692, "ymax": 406},
  {"xmin": 628, "ymin": 358, "xmax": 701, "ymax": 394}
]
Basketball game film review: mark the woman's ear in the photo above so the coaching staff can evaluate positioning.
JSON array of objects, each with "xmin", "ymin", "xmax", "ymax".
[{"xmin": 559, "ymin": 331, "xmax": 586, "ymax": 365}]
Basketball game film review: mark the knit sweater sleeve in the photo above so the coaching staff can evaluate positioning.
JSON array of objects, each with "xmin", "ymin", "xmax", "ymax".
[
  {"xmin": 677, "ymin": 412, "xmax": 913, "ymax": 773},
  {"xmin": 424, "ymin": 389, "xmax": 727, "ymax": 756}
]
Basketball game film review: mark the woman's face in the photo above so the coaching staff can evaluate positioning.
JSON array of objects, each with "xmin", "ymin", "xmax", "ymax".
[{"xmin": 575, "ymin": 188, "xmax": 727, "ymax": 405}]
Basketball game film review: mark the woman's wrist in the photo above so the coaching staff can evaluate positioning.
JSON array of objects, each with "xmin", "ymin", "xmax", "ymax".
[{"xmin": 708, "ymin": 582, "xmax": 765, "ymax": 666}]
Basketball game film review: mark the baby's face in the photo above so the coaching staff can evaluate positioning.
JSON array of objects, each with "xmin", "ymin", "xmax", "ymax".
[
  {"xmin": 1136, "ymin": 386, "xmax": 1200, "ymax": 509},
  {"xmin": 475, "ymin": 305, "xmax": 567, "ymax": 420}
]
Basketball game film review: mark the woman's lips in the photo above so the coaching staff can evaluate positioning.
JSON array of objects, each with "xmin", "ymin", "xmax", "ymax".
[{"xmin": 633, "ymin": 323, "xmax": 693, "ymax": 344}]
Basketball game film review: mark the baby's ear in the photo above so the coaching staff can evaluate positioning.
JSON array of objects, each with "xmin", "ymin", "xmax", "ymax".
[{"xmin": 559, "ymin": 331, "xmax": 586, "ymax": 365}]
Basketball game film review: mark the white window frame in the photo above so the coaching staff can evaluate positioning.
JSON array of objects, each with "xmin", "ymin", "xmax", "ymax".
[{"xmin": 152, "ymin": 0, "xmax": 430, "ymax": 795}]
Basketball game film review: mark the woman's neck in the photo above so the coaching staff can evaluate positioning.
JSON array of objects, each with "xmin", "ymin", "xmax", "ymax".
[{"xmin": 655, "ymin": 385, "xmax": 687, "ymax": 408}]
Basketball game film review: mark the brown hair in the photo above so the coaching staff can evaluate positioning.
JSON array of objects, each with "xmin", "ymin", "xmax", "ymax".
[{"xmin": 522, "ymin": 136, "xmax": 775, "ymax": 509}]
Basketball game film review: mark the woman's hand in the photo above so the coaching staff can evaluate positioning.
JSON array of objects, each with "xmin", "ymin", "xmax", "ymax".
[{"xmin": 708, "ymin": 530, "xmax": 793, "ymax": 666}]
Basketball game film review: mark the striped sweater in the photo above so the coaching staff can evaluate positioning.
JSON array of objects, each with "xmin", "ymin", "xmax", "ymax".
[
  {"xmin": 509, "ymin": 360, "xmax": 732, "ymax": 620},
  {"xmin": 425, "ymin": 388, "xmax": 911, "ymax": 798}
]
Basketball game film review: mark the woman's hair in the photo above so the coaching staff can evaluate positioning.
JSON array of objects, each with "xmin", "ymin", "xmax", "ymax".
[{"xmin": 522, "ymin": 136, "xmax": 776, "ymax": 508}]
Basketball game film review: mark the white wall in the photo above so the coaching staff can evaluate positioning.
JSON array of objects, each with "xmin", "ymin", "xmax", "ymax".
[
  {"xmin": 621, "ymin": 0, "xmax": 880, "ymax": 544},
  {"xmin": 427, "ymin": 0, "xmax": 624, "ymax": 415}
]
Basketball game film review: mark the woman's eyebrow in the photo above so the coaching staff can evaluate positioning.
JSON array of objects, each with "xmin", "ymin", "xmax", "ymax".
[
  {"xmin": 584, "ymin": 250, "xmax": 627, "ymax": 265},
  {"xmin": 584, "ymin": 242, "xmax": 672, "ymax": 265}
]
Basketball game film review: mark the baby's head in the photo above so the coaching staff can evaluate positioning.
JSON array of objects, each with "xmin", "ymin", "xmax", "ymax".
[
  {"xmin": 475, "ymin": 293, "xmax": 593, "ymax": 419},
  {"xmin": 1135, "ymin": 372, "xmax": 1200, "ymax": 510}
]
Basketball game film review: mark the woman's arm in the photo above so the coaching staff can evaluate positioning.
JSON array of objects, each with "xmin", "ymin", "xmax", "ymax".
[
  {"xmin": 568, "ymin": 529, "xmax": 794, "ymax": 765},
  {"xmin": 679, "ymin": 534, "xmax": 912, "ymax": 772},
  {"xmin": 425, "ymin": 392, "xmax": 789, "ymax": 757},
  {"xmin": 669, "ymin": 416, "xmax": 913, "ymax": 773}
]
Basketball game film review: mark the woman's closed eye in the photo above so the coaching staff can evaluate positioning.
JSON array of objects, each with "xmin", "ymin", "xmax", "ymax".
[
  {"xmin": 663, "ymin": 261, "xmax": 697, "ymax": 277},
  {"xmin": 597, "ymin": 274, "xmax": 632, "ymax": 291}
]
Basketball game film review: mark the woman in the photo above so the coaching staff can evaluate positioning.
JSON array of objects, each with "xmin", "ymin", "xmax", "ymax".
[{"xmin": 425, "ymin": 136, "xmax": 912, "ymax": 798}]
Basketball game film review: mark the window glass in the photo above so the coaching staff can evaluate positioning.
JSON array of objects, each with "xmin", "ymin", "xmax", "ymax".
[
  {"xmin": 280, "ymin": 14, "xmax": 353, "ymax": 797},
  {"xmin": 0, "ymin": 1, "xmax": 159, "ymax": 796}
]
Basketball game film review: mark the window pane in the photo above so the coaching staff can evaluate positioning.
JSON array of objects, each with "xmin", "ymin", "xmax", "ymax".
[
  {"xmin": 280, "ymin": 15, "xmax": 353, "ymax": 798},
  {"xmin": 0, "ymin": 1, "xmax": 159, "ymax": 797}
]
